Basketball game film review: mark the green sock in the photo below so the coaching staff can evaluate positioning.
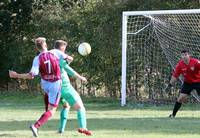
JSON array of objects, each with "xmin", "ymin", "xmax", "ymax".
[
  {"xmin": 77, "ymin": 107, "xmax": 87, "ymax": 129},
  {"xmin": 59, "ymin": 108, "xmax": 69, "ymax": 132}
]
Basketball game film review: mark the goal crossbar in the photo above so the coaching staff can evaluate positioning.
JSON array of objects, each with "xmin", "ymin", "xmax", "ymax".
[{"xmin": 123, "ymin": 9, "xmax": 200, "ymax": 16}]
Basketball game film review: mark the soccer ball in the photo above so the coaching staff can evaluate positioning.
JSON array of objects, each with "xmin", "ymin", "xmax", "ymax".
[{"xmin": 78, "ymin": 42, "xmax": 91, "ymax": 56}]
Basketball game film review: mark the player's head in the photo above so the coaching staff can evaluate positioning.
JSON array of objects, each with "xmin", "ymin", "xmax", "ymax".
[
  {"xmin": 35, "ymin": 37, "xmax": 47, "ymax": 51},
  {"xmin": 54, "ymin": 40, "xmax": 68, "ymax": 52},
  {"xmin": 181, "ymin": 49, "xmax": 190, "ymax": 63}
]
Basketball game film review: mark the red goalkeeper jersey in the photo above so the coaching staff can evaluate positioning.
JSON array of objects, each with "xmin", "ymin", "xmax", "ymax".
[{"xmin": 173, "ymin": 58, "xmax": 200, "ymax": 83}]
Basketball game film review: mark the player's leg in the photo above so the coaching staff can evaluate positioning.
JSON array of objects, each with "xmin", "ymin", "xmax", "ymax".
[
  {"xmin": 30, "ymin": 80, "xmax": 61, "ymax": 137},
  {"xmin": 170, "ymin": 93, "xmax": 188, "ymax": 117},
  {"xmin": 70, "ymin": 88, "xmax": 92, "ymax": 135},
  {"xmin": 192, "ymin": 82, "xmax": 200, "ymax": 102},
  {"xmin": 73, "ymin": 99, "xmax": 87, "ymax": 129},
  {"xmin": 63, "ymin": 86, "xmax": 92, "ymax": 135},
  {"xmin": 44, "ymin": 93, "xmax": 49, "ymax": 111},
  {"xmin": 30, "ymin": 103, "xmax": 57, "ymax": 137},
  {"xmin": 34, "ymin": 81, "xmax": 61, "ymax": 128},
  {"xmin": 194, "ymin": 82, "xmax": 200, "ymax": 95},
  {"xmin": 65, "ymin": 87, "xmax": 87, "ymax": 129},
  {"xmin": 74, "ymin": 102, "xmax": 92, "ymax": 136},
  {"xmin": 170, "ymin": 82, "xmax": 192, "ymax": 118},
  {"xmin": 58, "ymin": 97, "xmax": 70, "ymax": 133}
]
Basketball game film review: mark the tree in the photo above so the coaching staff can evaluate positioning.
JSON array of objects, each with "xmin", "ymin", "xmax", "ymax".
[{"xmin": 0, "ymin": 0, "xmax": 33, "ymax": 88}]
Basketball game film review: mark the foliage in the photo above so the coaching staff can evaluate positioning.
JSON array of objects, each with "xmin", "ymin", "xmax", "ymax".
[
  {"xmin": 1, "ymin": 0, "xmax": 200, "ymax": 99},
  {"xmin": 0, "ymin": 0, "xmax": 34, "ymax": 87}
]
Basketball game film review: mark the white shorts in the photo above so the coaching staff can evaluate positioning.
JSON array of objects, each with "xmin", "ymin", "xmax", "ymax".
[{"xmin": 41, "ymin": 79, "xmax": 62, "ymax": 107}]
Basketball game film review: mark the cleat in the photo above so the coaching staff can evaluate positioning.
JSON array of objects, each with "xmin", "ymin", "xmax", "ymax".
[
  {"xmin": 169, "ymin": 114, "xmax": 175, "ymax": 118},
  {"xmin": 78, "ymin": 128, "xmax": 92, "ymax": 136},
  {"xmin": 30, "ymin": 125, "xmax": 38, "ymax": 137}
]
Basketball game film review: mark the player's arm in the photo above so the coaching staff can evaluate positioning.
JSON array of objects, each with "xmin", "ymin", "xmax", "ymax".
[
  {"xmin": 62, "ymin": 60, "xmax": 87, "ymax": 83},
  {"xmin": 9, "ymin": 70, "xmax": 33, "ymax": 79},
  {"xmin": 169, "ymin": 76, "xmax": 177, "ymax": 86},
  {"xmin": 165, "ymin": 62, "xmax": 181, "ymax": 92},
  {"xmin": 195, "ymin": 59, "xmax": 200, "ymax": 70},
  {"xmin": 9, "ymin": 57, "xmax": 39, "ymax": 80},
  {"xmin": 65, "ymin": 55, "xmax": 73, "ymax": 63},
  {"xmin": 168, "ymin": 63, "xmax": 181, "ymax": 86},
  {"xmin": 74, "ymin": 72, "xmax": 87, "ymax": 83},
  {"xmin": 55, "ymin": 49, "xmax": 73, "ymax": 63}
]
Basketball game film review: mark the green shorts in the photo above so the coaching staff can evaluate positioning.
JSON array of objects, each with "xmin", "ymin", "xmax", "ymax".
[
  {"xmin": 60, "ymin": 97, "xmax": 68, "ymax": 105},
  {"xmin": 60, "ymin": 85, "xmax": 82, "ymax": 106}
]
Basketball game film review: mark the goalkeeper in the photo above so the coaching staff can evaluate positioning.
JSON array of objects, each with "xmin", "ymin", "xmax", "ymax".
[
  {"xmin": 168, "ymin": 49, "xmax": 200, "ymax": 118},
  {"xmin": 54, "ymin": 40, "xmax": 92, "ymax": 136}
]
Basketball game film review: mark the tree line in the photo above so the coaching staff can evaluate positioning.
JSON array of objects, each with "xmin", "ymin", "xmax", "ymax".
[{"xmin": 0, "ymin": 0, "xmax": 200, "ymax": 101}]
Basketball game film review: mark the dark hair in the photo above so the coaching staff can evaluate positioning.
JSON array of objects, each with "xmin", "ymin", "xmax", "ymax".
[
  {"xmin": 54, "ymin": 40, "xmax": 68, "ymax": 49},
  {"xmin": 181, "ymin": 49, "xmax": 189, "ymax": 53}
]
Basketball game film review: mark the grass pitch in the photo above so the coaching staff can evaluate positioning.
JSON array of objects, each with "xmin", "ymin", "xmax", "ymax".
[{"xmin": 0, "ymin": 91, "xmax": 200, "ymax": 138}]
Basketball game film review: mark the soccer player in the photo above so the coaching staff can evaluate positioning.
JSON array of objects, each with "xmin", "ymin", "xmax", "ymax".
[
  {"xmin": 9, "ymin": 37, "xmax": 73, "ymax": 137},
  {"xmin": 168, "ymin": 49, "xmax": 200, "ymax": 118},
  {"xmin": 54, "ymin": 40, "xmax": 92, "ymax": 136}
]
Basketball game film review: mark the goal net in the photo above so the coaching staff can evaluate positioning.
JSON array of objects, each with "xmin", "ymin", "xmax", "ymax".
[{"xmin": 121, "ymin": 9, "xmax": 200, "ymax": 106}]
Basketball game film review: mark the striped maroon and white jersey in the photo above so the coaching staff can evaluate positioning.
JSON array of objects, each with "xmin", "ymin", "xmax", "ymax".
[
  {"xmin": 39, "ymin": 52, "xmax": 61, "ymax": 82},
  {"xmin": 30, "ymin": 49, "xmax": 68, "ymax": 82}
]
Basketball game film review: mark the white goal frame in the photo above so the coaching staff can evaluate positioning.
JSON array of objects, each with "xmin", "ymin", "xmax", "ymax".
[{"xmin": 121, "ymin": 9, "xmax": 200, "ymax": 106}]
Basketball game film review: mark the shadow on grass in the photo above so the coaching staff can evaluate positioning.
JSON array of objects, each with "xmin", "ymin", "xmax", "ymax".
[
  {"xmin": 0, "ymin": 91, "xmax": 200, "ymax": 111},
  {"xmin": 1, "ymin": 102, "xmax": 200, "ymax": 112},
  {"xmin": 0, "ymin": 117, "xmax": 200, "ymax": 135}
]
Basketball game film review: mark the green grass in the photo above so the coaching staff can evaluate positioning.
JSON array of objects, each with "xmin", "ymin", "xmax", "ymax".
[{"xmin": 0, "ymin": 91, "xmax": 200, "ymax": 138}]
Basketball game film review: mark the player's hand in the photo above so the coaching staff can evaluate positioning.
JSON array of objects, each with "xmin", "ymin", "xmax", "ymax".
[
  {"xmin": 9, "ymin": 70, "xmax": 18, "ymax": 78},
  {"xmin": 80, "ymin": 76, "xmax": 87, "ymax": 83},
  {"xmin": 66, "ymin": 55, "xmax": 73, "ymax": 63}
]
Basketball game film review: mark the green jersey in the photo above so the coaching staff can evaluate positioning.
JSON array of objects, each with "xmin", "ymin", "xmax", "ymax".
[
  {"xmin": 59, "ymin": 59, "xmax": 81, "ymax": 106},
  {"xmin": 60, "ymin": 59, "xmax": 76, "ymax": 87}
]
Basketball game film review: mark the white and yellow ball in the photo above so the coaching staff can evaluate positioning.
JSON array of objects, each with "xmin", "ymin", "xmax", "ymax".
[{"xmin": 78, "ymin": 42, "xmax": 91, "ymax": 56}]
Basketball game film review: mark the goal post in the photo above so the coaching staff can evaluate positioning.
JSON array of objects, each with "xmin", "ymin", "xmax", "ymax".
[{"xmin": 121, "ymin": 9, "xmax": 200, "ymax": 106}]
